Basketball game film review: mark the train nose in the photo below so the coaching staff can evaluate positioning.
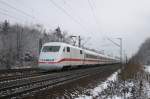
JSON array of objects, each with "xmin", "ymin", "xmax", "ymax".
[
  {"xmin": 38, "ymin": 52, "xmax": 62, "ymax": 70},
  {"xmin": 38, "ymin": 61, "xmax": 62, "ymax": 70}
]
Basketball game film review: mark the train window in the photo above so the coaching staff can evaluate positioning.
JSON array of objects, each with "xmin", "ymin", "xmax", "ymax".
[
  {"xmin": 67, "ymin": 47, "xmax": 70, "ymax": 52},
  {"xmin": 85, "ymin": 54, "xmax": 97, "ymax": 59},
  {"xmin": 80, "ymin": 50, "xmax": 83, "ymax": 54},
  {"xmin": 42, "ymin": 46, "xmax": 60, "ymax": 52}
]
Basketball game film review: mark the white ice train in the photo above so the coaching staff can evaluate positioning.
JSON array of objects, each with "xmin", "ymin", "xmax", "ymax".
[{"xmin": 38, "ymin": 42, "xmax": 119, "ymax": 70}]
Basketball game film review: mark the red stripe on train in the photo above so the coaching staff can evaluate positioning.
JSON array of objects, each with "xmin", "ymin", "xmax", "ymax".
[{"xmin": 38, "ymin": 58, "xmax": 99, "ymax": 64}]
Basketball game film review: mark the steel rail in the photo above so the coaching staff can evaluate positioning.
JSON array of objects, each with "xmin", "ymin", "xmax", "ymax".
[
  {"xmin": 0, "ymin": 68, "xmax": 41, "ymax": 79},
  {"xmin": 0, "ymin": 67, "xmax": 99, "ymax": 98},
  {"xmin": 0, "ymin": 71, "xmax": 45, "ymax": 84},
  {"xmin": 0, "ymin": 65, "xmax": 120, "ymax": 99}
]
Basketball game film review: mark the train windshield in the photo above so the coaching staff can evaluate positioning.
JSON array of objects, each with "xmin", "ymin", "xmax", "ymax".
[{"xmin": 42, "ymin": 46, "xmax": 60, "ymax": 52}]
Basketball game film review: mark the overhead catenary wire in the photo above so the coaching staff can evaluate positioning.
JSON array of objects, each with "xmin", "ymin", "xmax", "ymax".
[
  {"xmin": 90, "ymin": 0, "xmax": 97, "ymax": 11},
  {"xmin": 0, "ymin": 7, "xmax": 26, "ymax": 21},
  {"xmin": 107, "ymin": 37, "xmax": 120, "ymax": 47},
  {"xmin": 87, "ymin": 0, "xmax": 101, "ymax": 32},
  {"xmin": 0, "ymin": 0, "xmax": 96, "ymax": 37},
  {"xmin": 0, "ymin": 0, "xmax": 53, "ymax": 29},
  {"xmin": 88, "ymin": 0, "xmax": 111, "ymax": 45},
  {"xmin": 48, "ymin": 0, "xmax": 93, "ymax": 34},
  {"xmin": 13, "ymin": 0, "xmax": 53, "ymax": 28},
  {"xmin": 62, "ymin": 0, "xmax": 87, "ymax": 26},
  {"xmin": 61, "ymin": 0, "xmax": 101, "ymax": 47},
  {"xmin": 0, "ymin": 0, "xmax": 34, "ymax": 19},
  {"xmin": 61, "ymin": 0, "xmax": 100, "ymax": 40},
  {"xmin": 0, "ymin": 7, "xmax": 10, "ymax": 14},
  {"xmin": 0, "ymin": 11, "xmax": 23, "ymax": 21},
  {"xmin": 13, "ymin": 0, "xmax": 35, "ymax": 13}
]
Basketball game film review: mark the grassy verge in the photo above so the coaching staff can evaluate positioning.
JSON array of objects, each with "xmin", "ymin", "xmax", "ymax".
[{"xmin": 119, "ymin": 63, "xmax": 143, "ymax": 80}]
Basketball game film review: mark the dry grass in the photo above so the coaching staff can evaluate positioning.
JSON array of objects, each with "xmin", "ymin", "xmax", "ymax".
[{"xmin": 119, "ymin": 63, "xmax": 143, "ymax": 80}]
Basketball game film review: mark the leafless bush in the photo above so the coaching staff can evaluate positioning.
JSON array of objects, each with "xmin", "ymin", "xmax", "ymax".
[{"xmin": 119, "ymin": 63, "xmax": 143, "ymax": 80}]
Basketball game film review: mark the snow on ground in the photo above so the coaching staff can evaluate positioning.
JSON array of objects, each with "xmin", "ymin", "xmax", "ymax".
[
  {"xmin": 143, "ymin": 65, "xmax": 150, "ymax": 98},
  {"xmin": 91, "ymin": 70, "xmax": 120, "ymax": 96},
  {"xmin": 75, "ymin": 65, "xmax": 150, "ymax": 99},
  {"xmin": 144, "ymin": 65, "xmax": 150, "ymax": 73},
  {"xmin": 75, "ymin": 70, "xmax": 121, "ymax": 99},
  {"xmin": 144, "ymin": 81, "xmax": 150, "ymax": 98}
]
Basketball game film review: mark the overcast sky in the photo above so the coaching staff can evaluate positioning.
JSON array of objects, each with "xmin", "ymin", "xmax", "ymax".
[{"xmin": 0, "ymin": 0, "xmax": 150, "ymax": 58}]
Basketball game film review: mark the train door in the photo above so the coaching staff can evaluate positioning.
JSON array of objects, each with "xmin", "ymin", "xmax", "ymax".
[
  {"xmin": 66, "ymin": 46, "xmax": 71, "ymax": 66},
  {"xmin": 80, "ymin": 50, "xmax": 84, "ymax": 65},
  {"xmin": 83, "ymin": 51, "xmax": 86, "ymax": 65}
]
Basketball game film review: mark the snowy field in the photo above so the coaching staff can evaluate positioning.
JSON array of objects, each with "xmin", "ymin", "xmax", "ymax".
[
  {"xmin": 75, "ymin": 70, "xmax": 121, "ymax": 99},
  {"xmin": 75, "ymin": 65, "xmax": 150, "ymax": 99},
  {"xmin": 144, "ymin": 65, "xmax": 150, "ymax": 73}
]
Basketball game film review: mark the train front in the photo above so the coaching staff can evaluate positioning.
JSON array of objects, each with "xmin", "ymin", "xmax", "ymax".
[{"xmin": 38, "ymin": 44, "xmax": 63, "ymax": 70}]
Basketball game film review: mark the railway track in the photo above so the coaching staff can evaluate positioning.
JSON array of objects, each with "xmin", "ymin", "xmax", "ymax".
[
  {"xmin": 0, "ymin": 72, "xmax": 46, "ymax": 84},
  {"xmin": 0, "ymin": 65, "xmax": 120, "ymax": 99},
  {"xmin": 0, "ymin": 68, "xmax": 43, "ymax": 83}
]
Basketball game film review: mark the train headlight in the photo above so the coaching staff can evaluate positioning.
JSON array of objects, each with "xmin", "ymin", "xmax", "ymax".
[{"xmin": 41, "ymin": 59, "xmax": 54, "ymax": 61}]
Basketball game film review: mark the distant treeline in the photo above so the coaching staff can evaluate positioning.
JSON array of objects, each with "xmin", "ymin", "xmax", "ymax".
[
  {"xmin": 0, "ymin": 20, "xmax": 72, "ymax": 69},
  {"xmin": 130, "ymin": 38, "xmax": 150, "ymax": 65}
]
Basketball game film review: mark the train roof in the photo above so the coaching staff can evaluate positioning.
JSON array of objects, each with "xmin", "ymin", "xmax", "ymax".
[
  {"xmin": 43, "ymin": 42, "xmax": 83, "ymax": 50},
  {"xmin": 43, "ymin": 42, "xmax": 117, "ymax": 60}
]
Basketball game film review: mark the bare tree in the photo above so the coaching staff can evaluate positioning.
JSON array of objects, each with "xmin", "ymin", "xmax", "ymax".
[
  {"xmin": 130, "ymin": 38, "xmax": 150, "ymax": 65},
  {"xmin": 0, "ymin": 22, "xmax": 72, "ymax": 69}
]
